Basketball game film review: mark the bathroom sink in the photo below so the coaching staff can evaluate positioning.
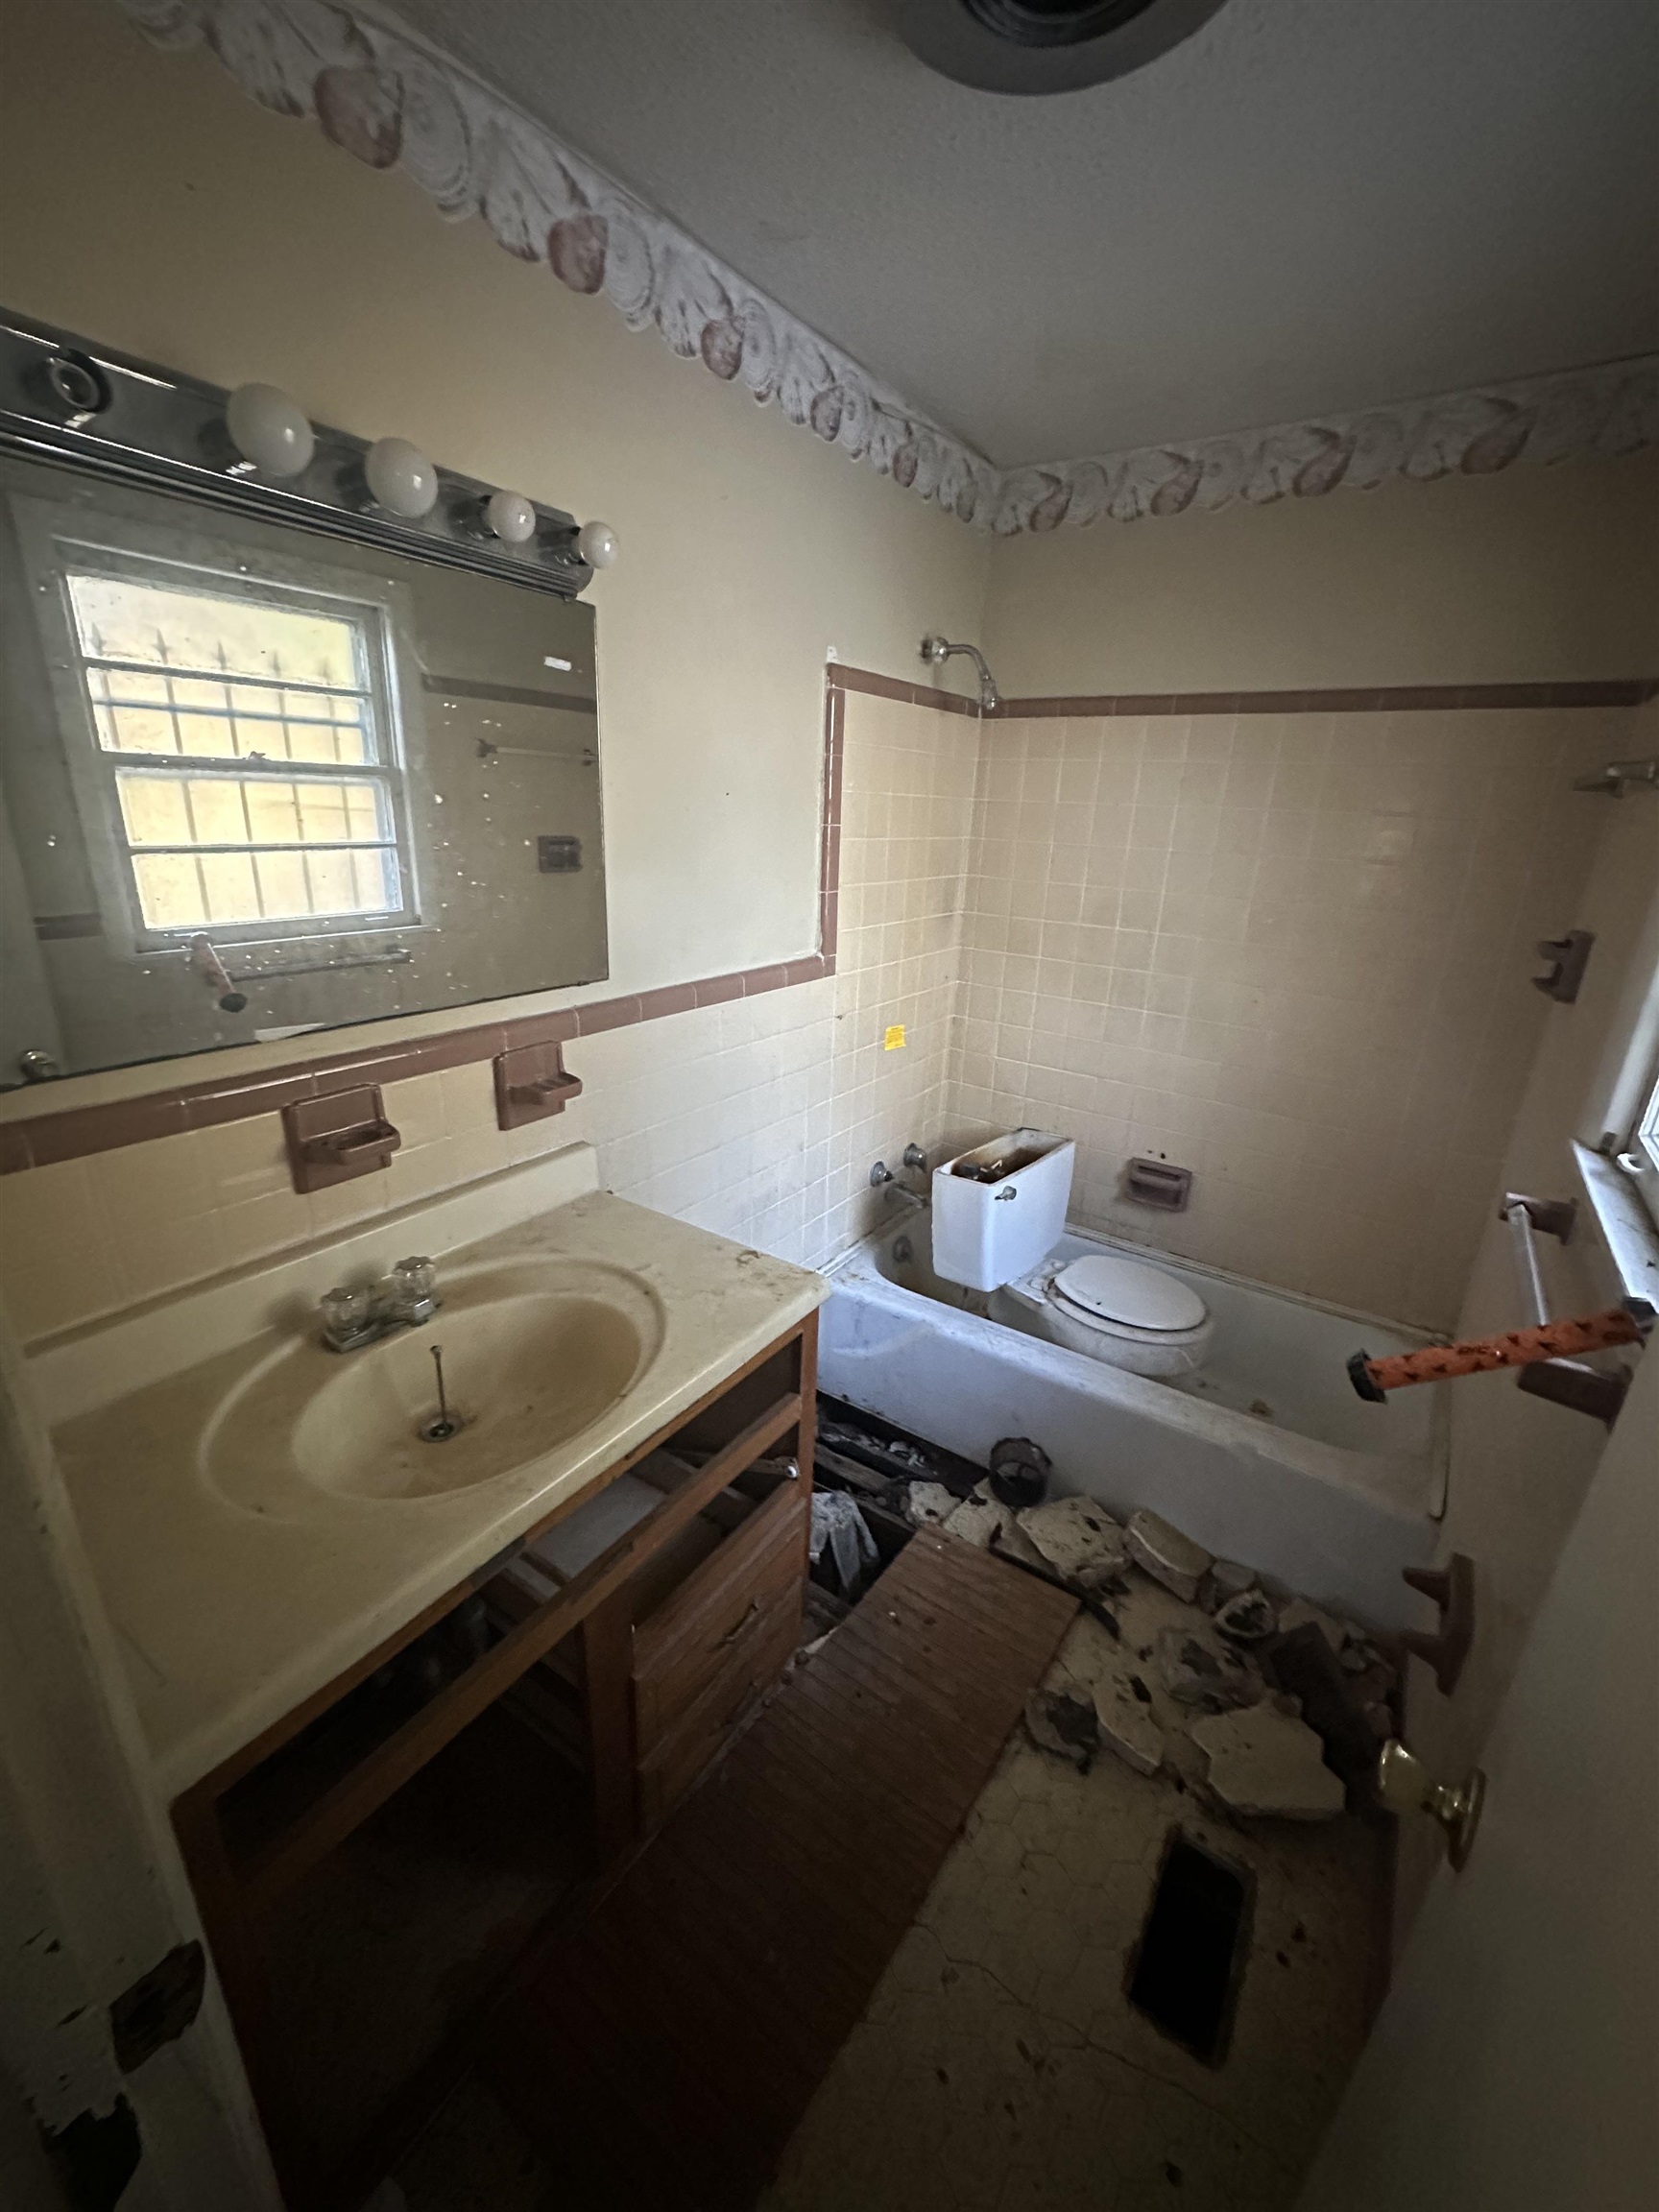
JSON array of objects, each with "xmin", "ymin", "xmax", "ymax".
[{"xmin": 202, "ymin": 1258, "xmax": 664, "ymax": 1512}]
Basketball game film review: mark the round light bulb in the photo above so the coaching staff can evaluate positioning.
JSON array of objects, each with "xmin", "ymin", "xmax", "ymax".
[
  {"xmin": 576, "ymin": 518, "xmax": 618, "ymax": 569},
  {"xmin": 484, "ymin": 488, "xmax": 537, "ymax": 544},
  {"xmin": 225, "ymin": 382, "xmax": 314, "ymax": 477},
  {"xmin": 365, "ymin": 436, "xmax": 439, "ymax": 518}
]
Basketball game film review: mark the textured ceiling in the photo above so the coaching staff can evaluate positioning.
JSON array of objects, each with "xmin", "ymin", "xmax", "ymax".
[{"xmin": 391, "ymin": 0, "xmax": 1659, "ymax": 470}]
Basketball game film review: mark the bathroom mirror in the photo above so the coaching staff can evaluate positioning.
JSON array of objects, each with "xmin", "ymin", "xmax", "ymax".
[{"xmin": 0, "ymin": 451, "xmax": 606, "ymax": 1088}]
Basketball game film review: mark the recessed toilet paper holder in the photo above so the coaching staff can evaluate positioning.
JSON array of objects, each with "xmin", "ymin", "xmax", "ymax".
[{"xmin": 1123, "ymin": 1158, "xmax": 1192, "ymax": 1211}]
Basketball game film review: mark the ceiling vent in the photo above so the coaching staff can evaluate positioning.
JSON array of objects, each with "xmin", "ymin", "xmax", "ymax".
[{"xmin": 890, "ymin": 0, "xmax": 1230, "ymax": 93}]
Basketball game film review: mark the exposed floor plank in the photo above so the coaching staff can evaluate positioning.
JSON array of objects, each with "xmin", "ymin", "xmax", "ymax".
[{"xmin": 480, "ymin": 1530, "xmax": 1077, "ymax": 2211}]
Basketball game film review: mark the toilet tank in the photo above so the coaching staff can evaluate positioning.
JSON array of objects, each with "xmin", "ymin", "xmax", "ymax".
[{"xmin": 931, "ymin": 1130, "xmax": 1075, "ymax": 1291}]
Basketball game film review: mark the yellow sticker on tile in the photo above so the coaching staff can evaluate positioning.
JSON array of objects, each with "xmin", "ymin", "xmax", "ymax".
[{"xmin": 883, "ymin": 1023, "xmax": 907, "ymax": 1051}]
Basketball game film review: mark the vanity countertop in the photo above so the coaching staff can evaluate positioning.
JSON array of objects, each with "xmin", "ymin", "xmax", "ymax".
[{"xmin": 52, "ymin": 1187, "xmax": 826, "ymax": 1799}]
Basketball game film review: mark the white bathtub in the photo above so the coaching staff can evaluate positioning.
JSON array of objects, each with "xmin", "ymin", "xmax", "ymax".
[{"xmin": 820, "ymin": 1218, "xmax": 1447, "ymax": 1633}]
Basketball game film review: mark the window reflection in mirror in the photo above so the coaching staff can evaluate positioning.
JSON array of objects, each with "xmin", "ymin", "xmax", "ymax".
[{"xmin": 0, "ymin": 453, "xmax": 606, "ymax": 1088}]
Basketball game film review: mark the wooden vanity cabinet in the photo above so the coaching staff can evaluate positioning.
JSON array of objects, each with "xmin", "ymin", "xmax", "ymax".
[{"xmin": 171, "ymin": 1310, "xmax": 817, "ymax": 2210}]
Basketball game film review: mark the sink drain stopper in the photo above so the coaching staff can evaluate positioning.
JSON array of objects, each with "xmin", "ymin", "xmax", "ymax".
[{"xmin": 418, "ymin": 1342, "xmax": 465, "ymax": 1442}]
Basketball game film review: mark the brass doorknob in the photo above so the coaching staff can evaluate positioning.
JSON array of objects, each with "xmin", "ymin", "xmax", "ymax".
[{"xmin": 1377, "ymin": 1740, "xmax": 1485, "ymax": 1871}]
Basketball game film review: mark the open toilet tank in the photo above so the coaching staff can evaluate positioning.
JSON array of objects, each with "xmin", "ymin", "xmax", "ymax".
[{"xmin": 932, "ymin": 1130, "xmax": 1216, "ymax": 1380}]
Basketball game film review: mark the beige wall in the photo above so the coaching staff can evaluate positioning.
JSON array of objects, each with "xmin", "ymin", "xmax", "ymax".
[
  {"xmin": 946, "ymin": 704, "xmax": 1633, "ymax": 1327},
  {"xmin": 0, "ymin": 0, "xmax": 987, "ymax": 1075},
  {"xmin": 3, "ymin": 0, "xmax": 1656, "ymax": 1344},
  {"xmin": 1392, "ymin": 694, "xmax": 1659, "ymax": 1937},
  {"xmin": 0, "ymin": 0, "xmax": 988, "ymax": 1310},
  {"xmin": 0, "ymin": 688, "xmax": 979, "ymax": 1335},
  {"xmin": 984, "ymin": 454, "xmax": 1659, "ymax": 698}
]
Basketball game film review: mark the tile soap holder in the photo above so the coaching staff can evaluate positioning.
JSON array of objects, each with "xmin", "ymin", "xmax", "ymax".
[
  {"xmin": 282, "ymin": 1086, "xmax": 401, "ymax": 1193},
  {"xmin": 494, "ymin": 1041, "xmax": 583, "ymax": 1131},
  {"xmin": 1123, "ymin": 1157, "xmax": 1192, "ymax": 1211}
]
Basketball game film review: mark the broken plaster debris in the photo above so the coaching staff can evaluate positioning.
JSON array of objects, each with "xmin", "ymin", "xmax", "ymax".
[
  {"xmin": 1126, "ymin": 1509, "xmax": 1214, "ymax": 1602},
  {"xmin": 1156, "ymin": 1625, "xmax": 1263, "ymax": 1714},
  {"xmin": 943, "ymin": 1482, "xmax": 1048, "ymax": 1567},
  {"xmin": 1023, "ymin": 1688, "xmax": 1098, "ymax": 1772},
  {"xmin": 1093, "ymin": 1661, "xmax": 1166, "ymax": 1778},
  {"xmin": 1015, "ymin": 1495, "xmax": 1130, "ymax": 1587},
  {"xmin": 904, "ymin": 1480, "xmax": 957, "ymax": 1528},
  {"xmin": 1263, "ymin": 1623, "xmax": 1381, "ymax": 1782},
  {"xmin": 1190, "ymin": 1702, "xmax": 1347, "ymax": 1821}
]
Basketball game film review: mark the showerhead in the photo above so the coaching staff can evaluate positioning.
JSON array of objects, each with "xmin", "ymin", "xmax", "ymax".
[{"xmin": 920, "ymin": 633, "xmax": 999, "ymax": 712}]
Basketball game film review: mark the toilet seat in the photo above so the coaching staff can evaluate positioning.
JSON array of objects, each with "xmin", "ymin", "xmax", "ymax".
[
  {"xmin": 1047, "ymin": 1253, "xmax": 1207, "ymax": 1338},
  {"xmin": 1033, "ymin": 1251, "xmax": 1214, "ymax": 1377}
]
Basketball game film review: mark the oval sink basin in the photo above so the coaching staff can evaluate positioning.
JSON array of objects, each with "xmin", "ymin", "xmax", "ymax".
[{"xmin": 203, "ymin": 1258, "xmax": 663, "ymax": 1512}]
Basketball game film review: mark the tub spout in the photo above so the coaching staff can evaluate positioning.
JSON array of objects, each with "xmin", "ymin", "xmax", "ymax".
[{"xmin": 870, "ymin": 1160, "xmax": 928, "ymax": 1213}]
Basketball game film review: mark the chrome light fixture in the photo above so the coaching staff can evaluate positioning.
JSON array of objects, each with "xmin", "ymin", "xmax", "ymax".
[
  {"xmin": 1, "ymin": 308, "xmax": 596, "ymax": 598},
  {"xmin": 890, "ymin": 0, "xmax": 1232, "ymax": 94}
]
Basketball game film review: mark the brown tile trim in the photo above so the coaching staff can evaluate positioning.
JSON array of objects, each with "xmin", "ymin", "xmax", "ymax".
[
  {"xmin": 827, "ymin": 662, "xmax": 982, "ymax": 717},
  {"xmin": 24, "ymin": 655, "xmax": 1636, "ymax": 1173},
  {"xmin": 0, "ymin": 683, "xmax": 866, "ymax": 1176},
  {"xmin": 0, "ymin": 943, "xmax": 846, "ymax": 1173},
  {"xmin": 991, "ymin": 678, "xmax": 1659, "ymax": 718}
]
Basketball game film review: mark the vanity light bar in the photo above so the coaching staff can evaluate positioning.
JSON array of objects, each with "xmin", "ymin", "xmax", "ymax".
[{"xmin": 0, "ymin": 308, "xmax": 596, "ymax": 600}]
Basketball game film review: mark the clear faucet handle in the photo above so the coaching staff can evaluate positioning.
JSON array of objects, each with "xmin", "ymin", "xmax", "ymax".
[
  {"xmin": 384, "ymin": 1254, "xmax": 439, "ymax": 1321},
  {"xmin": 320, "ymin": 1283, "xmax": 375, "ymax": 1346}
]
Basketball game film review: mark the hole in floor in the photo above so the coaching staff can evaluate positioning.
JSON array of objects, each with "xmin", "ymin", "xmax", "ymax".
[{"xmin": 1128, "ymin": 1829, "xmax": 1254, "ymax": 2065}]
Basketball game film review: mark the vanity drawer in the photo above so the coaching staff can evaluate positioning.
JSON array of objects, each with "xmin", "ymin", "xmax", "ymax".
[
  {"xmin": 632, "ymin": 1471, "xmax": 806, "ymax": 1751},
  {"xmin": 636, "ymin": 1584, "xmax": 804, "ymax": 1832}
]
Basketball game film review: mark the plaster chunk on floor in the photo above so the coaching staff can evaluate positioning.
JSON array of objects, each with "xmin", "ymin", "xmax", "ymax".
[
  {"xmin": 1156, "ymin": 1624, "xmax": 1262, "ymax": 1713},
  {"xmin": 1125, "ymin": 1509, "xmax": 1213, "ymax": 1602},
  {"xmin": 945, "ymin": 1481, "xmax": 1051, "ymax": 1569},
  {"xmin": 1190, "ymin": 1703, "xmax": 1347, "ymax": 1820},
  {"xmin": 1016, "ymin": 1495, "xmax": 1130, "ymax": 1586},
  {"xmin": 1092, "ymin": 1659, "xmax": 1166, "ymax": 1778},
  {"xmin": 905, "ymin": 1479, "xmax": 956, "ymax": 1527},
  {"xmin": 1207, "ymin": 1559, "xmax": 1257, "ymax": 1604},
  {"xmin": 1023, "ymin": 1688, "xmax": 1098, "ymax": 1772}
]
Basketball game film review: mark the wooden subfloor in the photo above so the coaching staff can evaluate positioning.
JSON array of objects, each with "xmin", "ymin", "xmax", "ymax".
[{"xmin": 479, "ymin": 1528, "xmax": 1078, "ymax": 2211}]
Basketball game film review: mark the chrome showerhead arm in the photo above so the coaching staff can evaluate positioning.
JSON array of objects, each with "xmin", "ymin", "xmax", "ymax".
[{"xmin": 920, "ymin": 634, "xmax": 999, "ymax": 712}]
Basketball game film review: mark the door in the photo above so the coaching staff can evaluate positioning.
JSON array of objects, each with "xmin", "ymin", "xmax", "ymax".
[{"xmin": 1296, "ymin": 1339, "xmax": 1657, "ymax": 2211}]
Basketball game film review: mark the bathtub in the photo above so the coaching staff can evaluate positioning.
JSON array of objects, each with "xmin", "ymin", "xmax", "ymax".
[{"xmin": 820, "ymin": 1218, "xmax": 1447, "ymax": 1632}]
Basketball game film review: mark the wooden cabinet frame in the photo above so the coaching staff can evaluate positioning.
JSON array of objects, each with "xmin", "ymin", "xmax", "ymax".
[{"xmin": 172, "ymin": 1310, "xmax": 817, "ymax": 2207}]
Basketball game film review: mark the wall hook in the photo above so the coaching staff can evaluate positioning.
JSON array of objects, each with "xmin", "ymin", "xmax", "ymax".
[{"xmin": 1531, "ymin": 928, "xmax": 1594, "ymax": 1003}]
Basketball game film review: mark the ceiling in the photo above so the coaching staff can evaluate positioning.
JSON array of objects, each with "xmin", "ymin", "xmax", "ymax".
[{"xmin": 391, "ymin": 0, "xmax": 1659, "ymax": 471}]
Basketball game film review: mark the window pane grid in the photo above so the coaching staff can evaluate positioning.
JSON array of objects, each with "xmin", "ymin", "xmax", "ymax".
[
  {"xmin": 65, "ymin": 569, "xmax": 410, "ymax": 940},
  {"xmin": 86, "ymin": 667, "xmax": 373, "ymax": 765}
]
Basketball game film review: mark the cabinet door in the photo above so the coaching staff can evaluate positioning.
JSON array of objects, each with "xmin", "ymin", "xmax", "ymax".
[{"xmin": 632, "ymin": 1477, "xmax": 805, "ymax": 1750}]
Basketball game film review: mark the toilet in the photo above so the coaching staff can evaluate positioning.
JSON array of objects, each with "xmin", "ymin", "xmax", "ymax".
[
  {"xmin": 932, "ymin": 1128, "xmax": 1214, "ymax": 1379},
  {"xmin": 1023, "ymin": 1249, "xmax": 1214, "ymax": 1379}
]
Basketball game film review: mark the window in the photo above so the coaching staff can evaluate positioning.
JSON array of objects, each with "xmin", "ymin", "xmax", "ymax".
[
  {"xmin": 62, "ymin": 564, "xmax": 411, "ymax": 947},
  {"xmin": 1631, "ymin": 1038, "xmax": 1659, "ymax": 1232}
]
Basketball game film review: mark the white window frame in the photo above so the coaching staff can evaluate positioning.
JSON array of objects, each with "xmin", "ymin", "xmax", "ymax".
[
  {"xmin": 14, "ymin": 502, "xmax": 421, "ymax": 959},
  {"xmin": 1625, "ymin": 1028, "xmax": 1659, "ymax": 1234}
]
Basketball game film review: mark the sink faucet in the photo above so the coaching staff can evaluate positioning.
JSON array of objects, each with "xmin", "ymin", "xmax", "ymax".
[{"xmin": 318, "ymin": 1256, "xmax": 441, "ymax": 1352}]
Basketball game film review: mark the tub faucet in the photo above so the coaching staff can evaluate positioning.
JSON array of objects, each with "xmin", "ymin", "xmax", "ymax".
[{"xmin": 870, "ymin": 1157, "xmax": 928, "ymax": 1213}]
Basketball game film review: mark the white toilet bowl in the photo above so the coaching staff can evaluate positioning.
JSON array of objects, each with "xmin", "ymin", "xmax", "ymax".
[{"xmin": 1031, "ymin": 1251, "xmax": 1214, "ymax": 1379}]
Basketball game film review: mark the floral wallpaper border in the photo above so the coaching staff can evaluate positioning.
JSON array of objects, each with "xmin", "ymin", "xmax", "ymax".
[{"xmin": 117, "ymin": 0, "xmax": 1659, "ymax": 535}]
